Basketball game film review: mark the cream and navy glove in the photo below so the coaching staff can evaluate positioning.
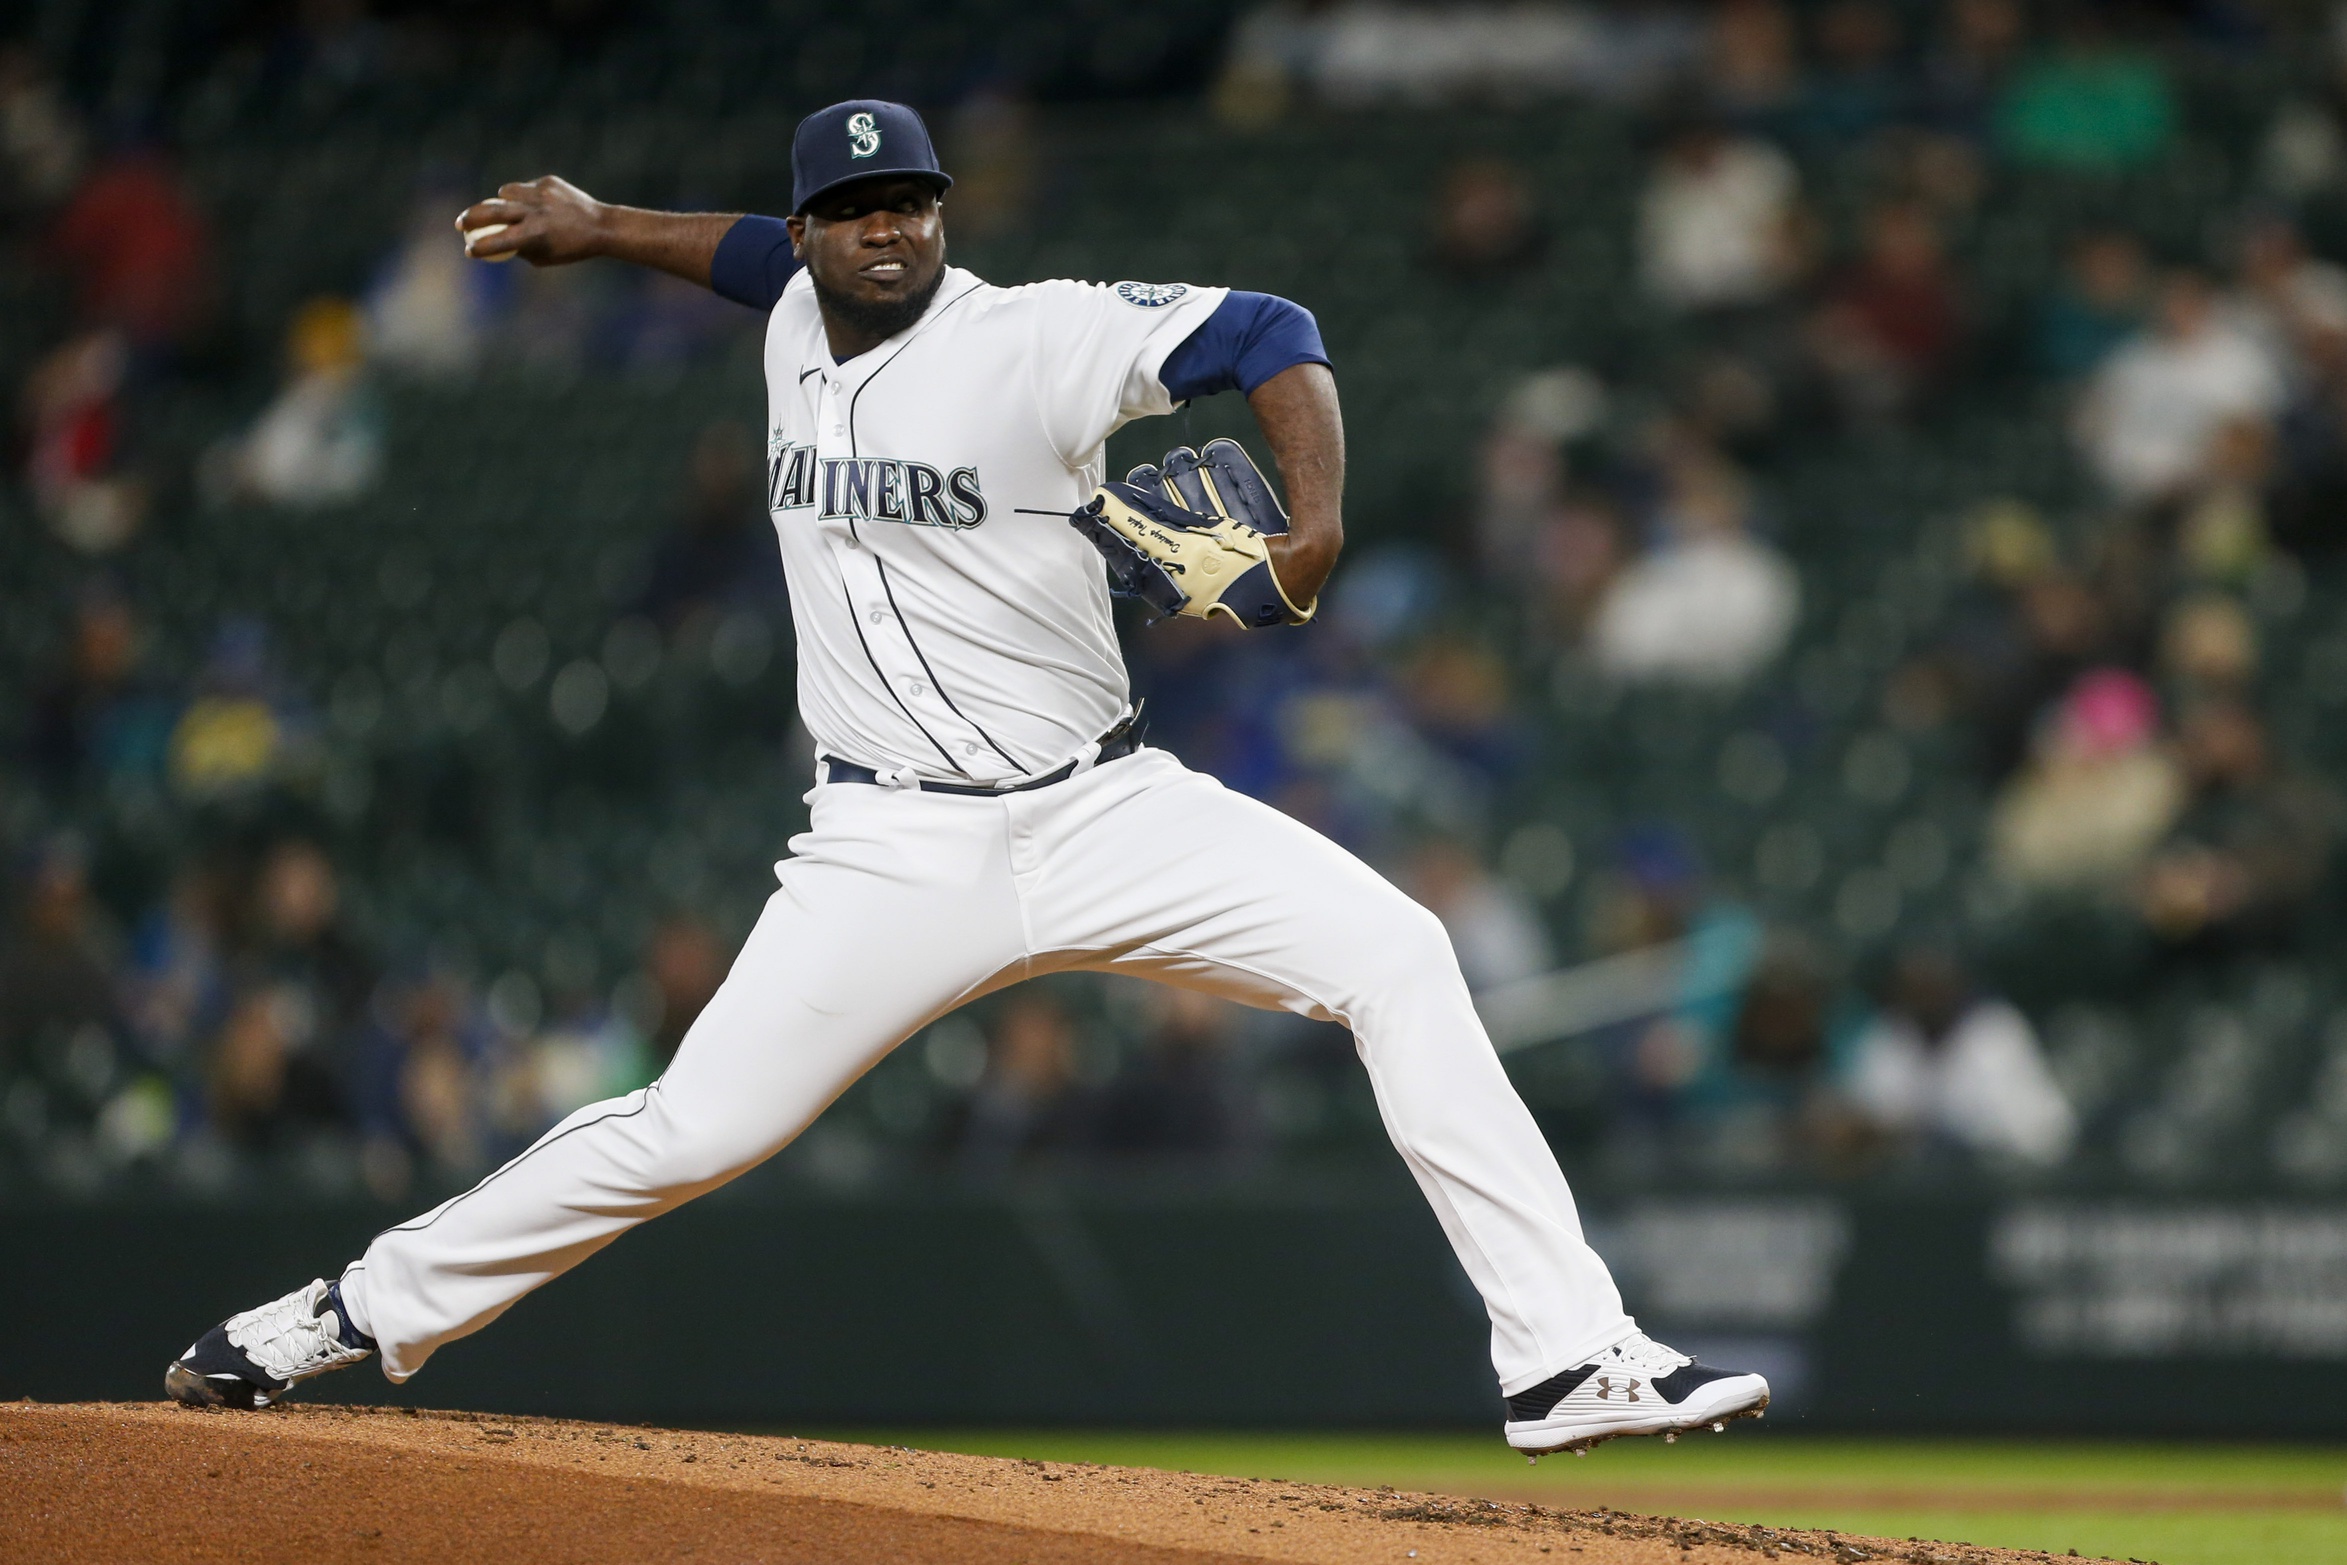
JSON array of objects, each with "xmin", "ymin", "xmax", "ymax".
[{"xmin": 1069, "ymin": 438, "xmax": 1316, "ymax": 629}]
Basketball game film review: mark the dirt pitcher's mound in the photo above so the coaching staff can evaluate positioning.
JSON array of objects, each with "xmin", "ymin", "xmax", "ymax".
[{"xmin": 1, "ymin": 1402, "xmax": 2112, "ymax": 1565}]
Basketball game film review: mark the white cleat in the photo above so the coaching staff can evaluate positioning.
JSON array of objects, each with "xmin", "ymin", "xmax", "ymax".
[
  {"xmin": 1501, "ymin": 1330, "xmax": 1770, "ymax": 1456},
  {"xmin": 165, "ymin": 1278, "xmax": 375, "ymax": 1410}
]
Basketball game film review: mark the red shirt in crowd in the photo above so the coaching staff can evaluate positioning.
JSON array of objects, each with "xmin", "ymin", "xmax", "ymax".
[{"xmin": 46, "ymin": 152, "xmax": 213, "ymax": 347}]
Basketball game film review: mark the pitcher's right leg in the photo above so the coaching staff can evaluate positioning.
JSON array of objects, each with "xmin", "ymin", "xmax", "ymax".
[{"xmin": 332, "ymin": 787, "xmax": 1026, "ymax": 1382}]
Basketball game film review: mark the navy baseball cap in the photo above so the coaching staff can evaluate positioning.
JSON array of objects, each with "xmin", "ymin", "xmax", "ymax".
[{"xmin": 791, "ymin": 100, "xmax": 953, "ymax": 214}]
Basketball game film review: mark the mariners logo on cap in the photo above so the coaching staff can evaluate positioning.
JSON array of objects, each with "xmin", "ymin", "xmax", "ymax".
[
  {"xmin": 847, "ymin": 112, "xmax": 881, "ymax": 159},
  {"xmin": 1115, "ymin": 281, "xmax": 1189, "ymax": 308}
]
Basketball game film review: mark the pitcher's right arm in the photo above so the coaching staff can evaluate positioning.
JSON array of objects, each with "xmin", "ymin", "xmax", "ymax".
[{"xmin": 457, "ymin": 176, "xmax": 796, "ymax": 307}]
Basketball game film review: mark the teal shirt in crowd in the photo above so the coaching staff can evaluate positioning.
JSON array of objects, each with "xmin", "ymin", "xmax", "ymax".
[{"xmin": 1996, "ymin": 50, "xmax": 2176, "ymax": 171}]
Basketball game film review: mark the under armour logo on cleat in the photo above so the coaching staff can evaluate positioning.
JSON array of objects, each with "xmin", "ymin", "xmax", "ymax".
[{"xmin": 1595, "ymin": 1376, "xmax": 1641, "ymax": 1402}]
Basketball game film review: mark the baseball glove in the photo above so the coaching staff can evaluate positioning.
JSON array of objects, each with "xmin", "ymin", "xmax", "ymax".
[{"xmin": 1069, "ymin": 438, "xmax": 1316, "ymax": 629}]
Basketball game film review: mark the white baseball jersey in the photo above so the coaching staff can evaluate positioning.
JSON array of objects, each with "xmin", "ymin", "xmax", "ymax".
[{"xmin": 762, "ymin": 266, "xmax": 1227, "ymax": 785}]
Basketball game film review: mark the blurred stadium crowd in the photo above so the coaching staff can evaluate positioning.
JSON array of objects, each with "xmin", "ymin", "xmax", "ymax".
[{"xmin": 6, "ymin": 0, "xmax": 2347, "ymax": 1205}]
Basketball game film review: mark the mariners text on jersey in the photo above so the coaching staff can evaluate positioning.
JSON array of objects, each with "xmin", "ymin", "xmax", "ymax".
[{"xmin": 767, "ymin": 442, "xmax": 988, "ymax": 530}]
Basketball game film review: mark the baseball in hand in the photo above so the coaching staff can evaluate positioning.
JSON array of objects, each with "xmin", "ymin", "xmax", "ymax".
[{"xmin": 461, "ymin": 221, "xmax": 514, "ymax": 260}]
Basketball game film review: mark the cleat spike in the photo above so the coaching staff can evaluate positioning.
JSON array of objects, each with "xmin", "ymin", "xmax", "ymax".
[
  {"xmin": 1712, "ymin": 1422, "xmax": 1725, "ymax": 1433},
  {"xmin": 1527, "ymin": 1454, "xmax": 1538, "ymax": 1466},
  {"xmin": 1573, "ymin": 1446, "xmax": 1588, "ymax": 1458},
  {"xmin": 1664, "ymin": 1432, "xmax": 1678, "ymax": 1444}
]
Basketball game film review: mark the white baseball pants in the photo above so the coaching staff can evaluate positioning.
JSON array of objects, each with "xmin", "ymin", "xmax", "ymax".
[{"xmin": 338, "ymin": 747, "xmax": 1631, "ymax": 1395}]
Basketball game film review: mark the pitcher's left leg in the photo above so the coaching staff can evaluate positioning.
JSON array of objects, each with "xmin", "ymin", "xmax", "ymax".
[{"xmin": 1019, "ymin": 750, "xmax": 1631, "ymax": 1394}]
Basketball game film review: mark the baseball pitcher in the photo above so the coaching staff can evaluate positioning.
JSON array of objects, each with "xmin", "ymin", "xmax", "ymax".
[{"xmin": 166, "ymin": 99, "xmax": 1768, "ymax": 1456}]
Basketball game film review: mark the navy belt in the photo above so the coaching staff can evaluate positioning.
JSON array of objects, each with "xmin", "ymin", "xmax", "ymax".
[{"xmin": 822, "ymin": 706, "xmax": 1145, "ymax": 796}]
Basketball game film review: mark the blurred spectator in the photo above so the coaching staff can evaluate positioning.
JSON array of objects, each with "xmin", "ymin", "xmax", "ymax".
[
  {"xmin": 635, "ymin": 422, "xmax": 786, "ymax": 633},
  {"xmin": 1130, "ymin": 548, "xmax": 1479, "ymax": 853},
  {"xmin": 2258, "ymin": 96, "xmax": 2346, "ymax": 204},
  {"xmin": 246, "ymin": 839, "xmax": 373, "ymax": 1053},
  {"xmin": 611, "ymin": 266, "xmax": 745, "ymax": 374},
  {"xmin": 1637, "ymin": 120, "xmax": 1800, "ymax": 311},
  {"xmin": 957, "ymin": 992, "xmax": 1091, "ymax": 1174},
  {"xmin": 1795, "ymin": 0, "xmax": 1905, "ymax": 148},
  {"xmin": 1406, "ymin": 836, "xmax": 1551, "ymax": 993},
  {"xmin": 1588, "ymin": 823, "xmax": 1730, "ymax": 956},
  {"xmin": 367, "ymin": 189, "xmax": 510, "ymax": 378},
  {"xmin": 2076, "ymin": 271, "xmax": 2285, "ymax": 505},
  {"xmin": 2035, "ymin": 230, "xmax": 2149, "ymax": 379},
  {"xmin": 2135, "ymin": 699, "xmax": 2339, "ymax": 949},
  {"xmin": 1401, "ymin": 634, "xmax": 1522, "ymax": 785},
  {"xmin": 168, "ymin": 620, "xmax": 311, "ymax": 800},
  {"xmin": 201, "ymin": 298, "xmax": 383, "ymax": 509},
  {"xmin": 1704, "ymin": 0, "xmax": 1801, "ymax": 124},
  {"xmin": 1990, "ymin": 668, "xmax": 2184, "ymax": 894},
  {"xmin": 44, "ymin": 141, "xmax": 213, "ymax": 351},
  {"xmin": 26, "ymin": 583, "xmax": 175, "ymax": 797},
  {"xmin": 2222, "ymin": 214, "xmax": 2347, "ymax": 393},
  {"xmin": 1212, "ymin": 0, "xmax": 1321, "ymax": 124},
  {"xmin": 505, "ymin": 261, "xmax": 606, "ymax": 377},
  {"xmin": 1472, "ymin": 367, "xmax": 1607, "ymax": 580},
  {"xmin": 1994, "ymin": 570, "xmax": 2122, "ymax": 773},
  {"xmin": 21, "ymin": 330, "xmax": 144, "ymax": 553},
  {"xmin": 1917, "ymin": 0, "xmax": 2027, "ymax": 140},
  {"xmin": 1591, "ymin": 438, "xmax": 1798, "ymax": 685},
  {"xmin": 1726, "ymin": 940, "xmax": 1834, "ymax": 1084},
  {"xmin": 1216, "ymin": 1, "xmax": 1692, "ymax": 112},
  {"xmin": 1675, "ymin": 348, "xmax": 1782, "ymax": 453},
  {"xmin": 205, "ymin": 982, "xmax": 345, "ymax": 1150},
  {"xmin": 2158, "ymin": 594, "xmax": 2257, "ymax": 703},
  {"xmin": 1807, "ymin": 201, "xmax": 1962, "ymax": 419},
  {"xmin": 944, "ymin": 88, "xmax": 1040, "ymax": 241},
  {"xmin": 1891, "ymin": 126, "xmax": 1990, "ymax": 225},
  {"xmin": 1531, "ymin": 490, "xmax": 1626, "ymax": 648},
  {"xmin": 1930, "ymin": 502, "xmax": 2134, "ymax": 780},
  {"xmin": 0, "ymin": 840, "xmax": 122, "ymax": 1145},
  {"xmin": 1994, "ymin": 12, "xmax": 2176, "ymax": 172},
  {"xmin": 284, "ymin": 0, "xmax": 391, "ymax": 93},
  {"xmin": 1093, "ymin": 986, "xmax": 1249, "ymax": 1157},
  {"xmin": 1427, "ymin": 158, "xmax": 1542, "ymax": 281},
  {"xmin": 1593, "ymin": 826, "xmax": 1767, "ymax": 1109},
  {"xmin": 490, "ymin": 980, "xmax": 649, "ymax": 1150},
  {"xmin": 1123, "ymin": 614, "xmax": 1278, "ymax": 798},
  {"xmin": 0, "ymin": 45, "xmax": 84, "ymax": 212},
  {"xmin": 390, "ymin": 974, "xmax": 487, "ymax": 1180},
  {"xmin": 1666, "ymin": 935, "xmax": 1859, "ymax": 1173},
  {"xmin": 2171, "ymin": 419, "xmax": 2277, "ymax": 585},
  {"xmin": 1473, "ymin": 397, "xmax": 1569, "ymax": 585},
  {"xmin": 643, "ymin": 914, "xmax": 728, "ymax": 1066},
  {"xmin": 1893, "ymin": 501, "xmax": 2047, "ymax": 749},
  {"xmin": 1845, "ymin": 946, "xmax": 2075, "ymax": 1166},
  {"xmin": 120, "ymin": 859, "xmax": 233, "ymax": 1075}
]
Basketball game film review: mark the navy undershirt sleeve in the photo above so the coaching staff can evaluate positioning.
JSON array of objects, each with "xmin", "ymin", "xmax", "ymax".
[
  {"xmin": 1160, "ymin": 291, "xmax": 1331, "ymax": 404},
  {"xmin": 709, "ymin": 214, "xmax": 801, "ymax": 310}
]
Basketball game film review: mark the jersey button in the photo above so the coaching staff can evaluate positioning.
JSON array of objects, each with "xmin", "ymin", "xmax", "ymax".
[
  {"xmin": 964, "ymin": 743, "xmax": 980, "ymax": 756},
  {"xmin": 869, "ymin": 609, "xmax": 886, "ymax": 624},
  {"xmin": 908, "ymin": 682, "xmax": 927, "ymax": 697}
]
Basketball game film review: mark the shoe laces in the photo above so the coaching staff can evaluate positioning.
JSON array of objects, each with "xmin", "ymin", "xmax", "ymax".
[
  {"xmin": 1597, "ymin": 1329, "xmax": 1693, "ymax": 1376},
  {"xmin": 225, "ymin": 1279, "xmax": 370, "ymax": 1382}
]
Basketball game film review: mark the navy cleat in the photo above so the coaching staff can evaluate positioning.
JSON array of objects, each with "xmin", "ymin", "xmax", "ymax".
[
  {"xmin": 1504, "ymin": 1330, "xmax": 1769, "ymax": 1456},
  {"xmin": 165, "ymin": 1278, "xmax": 375, "ymax": 1410}
]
